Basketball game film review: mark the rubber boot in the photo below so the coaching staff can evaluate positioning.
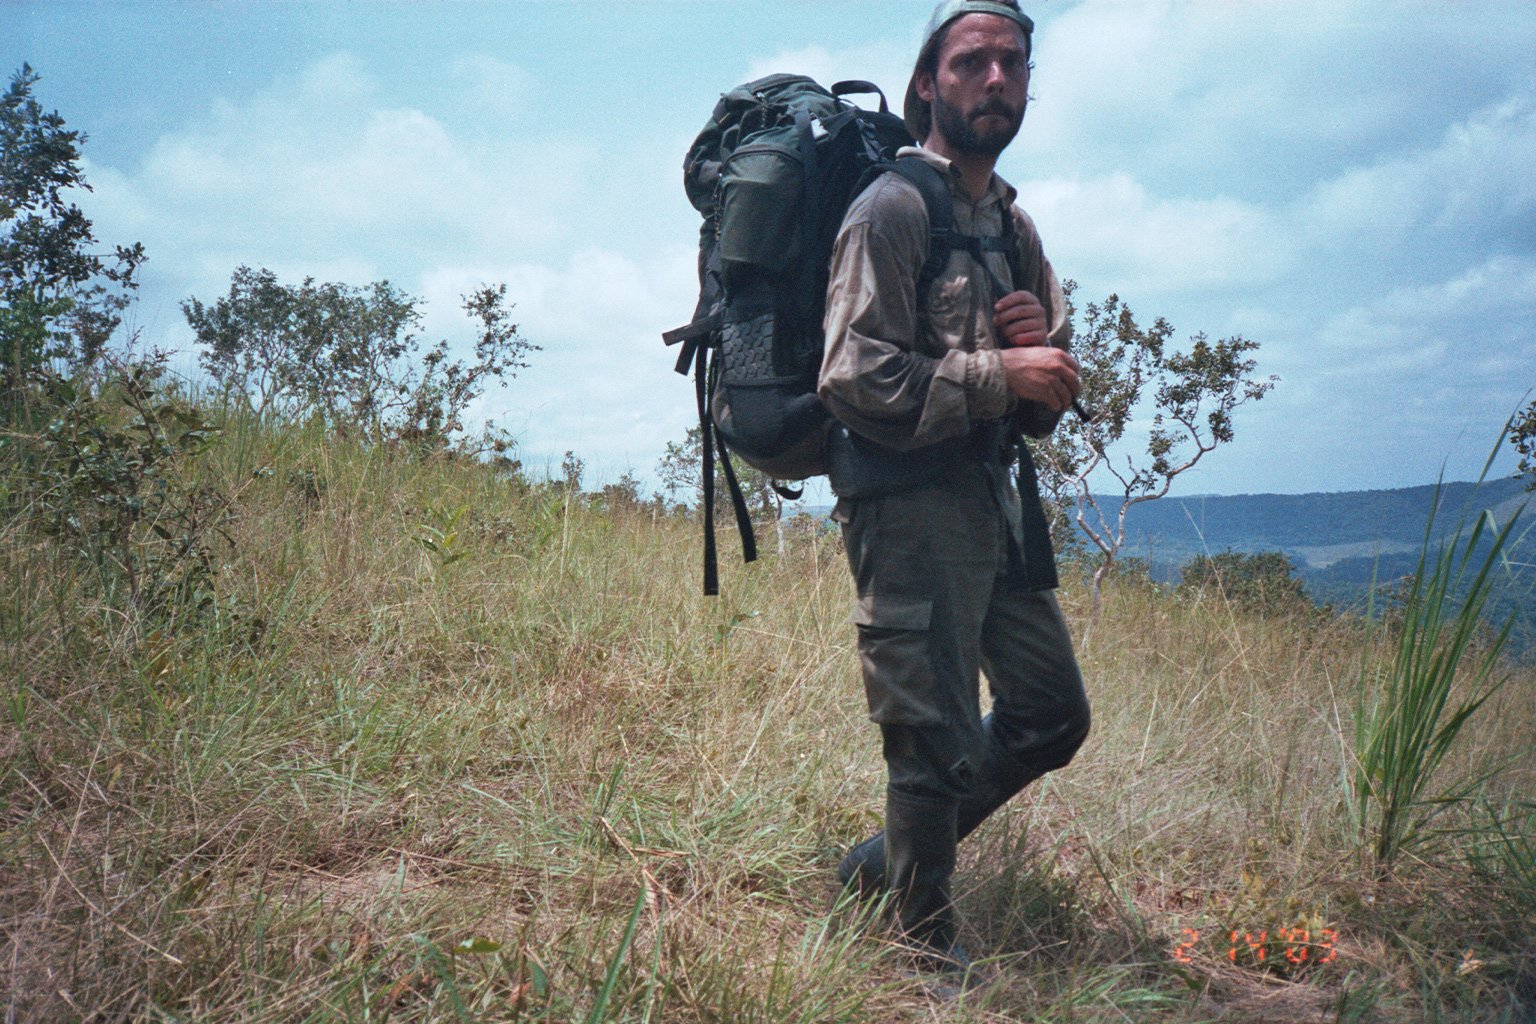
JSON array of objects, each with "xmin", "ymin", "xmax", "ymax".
[
  {"xmin": 883, "ymin": 788, "xmax": 969, "ymax": 973},
  {"xmin": 838, "ymin": 712, "xmax": 1040, "ymax": 896},
  {"xmin": 836, "ymin": 792, "xmax": 1008, "ymax": 897}
]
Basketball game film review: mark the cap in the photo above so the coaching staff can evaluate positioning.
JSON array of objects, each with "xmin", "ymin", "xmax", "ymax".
[{"xmin": 903, "ymin": 0, "xmax": 1035, "ymax": 139}]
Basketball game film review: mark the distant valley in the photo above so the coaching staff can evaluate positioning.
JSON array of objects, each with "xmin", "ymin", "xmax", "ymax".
[
  {"xmin": 1109, "ymin": 475, "xmax": 1529, "ymax": 576},
  {"xmin": 1103, "ymin": 475, "xmax": 1535, "ymax": 648}
]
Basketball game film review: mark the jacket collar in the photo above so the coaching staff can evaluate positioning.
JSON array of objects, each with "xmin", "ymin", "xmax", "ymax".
[{"xmin": 895, "ymin": 145, "xmax": 1017, "ymax": 207}]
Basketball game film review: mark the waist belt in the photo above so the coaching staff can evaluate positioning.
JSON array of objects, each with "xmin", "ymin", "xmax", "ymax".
[{"xmin": 827, "ymin": 419, "xmax": 1012, "ymax": 500}]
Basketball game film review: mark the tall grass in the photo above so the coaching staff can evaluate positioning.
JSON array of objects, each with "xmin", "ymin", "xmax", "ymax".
[
  {"xmin": 1352, "ymin": 482, "xmax": 1527, "ymax": 867},
  {"xmin": 3, "ymin": 397, "xmax": 1534, "ymax": 1021}
]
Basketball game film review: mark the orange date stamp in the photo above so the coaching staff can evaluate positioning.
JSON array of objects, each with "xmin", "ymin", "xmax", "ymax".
[{"xmin": 1172, "ymin": 927, "xmax": 1339, "ymax": 967}]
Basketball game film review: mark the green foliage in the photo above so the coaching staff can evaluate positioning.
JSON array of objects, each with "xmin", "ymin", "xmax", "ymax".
[
  {"xmin": 10, "ymin": 357, "xmax": 228, "ymax": 624},
  {"xmin": 414, "ymin": 503, "xmax": 470, "ymax": 569},
  {"xmin": 1, "ymin": 65, "xmax": 145, "ymax": 385},
  {"xmin": 182, "ymin": 266, "xmax": 536, "ymax": 453},
  {"xmin": 560, "ymin": 448, "xmax": 585, "ymax": 491},
  {"xmin": 590, "ymin": 470, "xmax": 646, "ymax": 515},
  {"xmin": 1353, "ymin": 483, "xmax": 1525, "ymax": 868},
  {"xmin": 1034, "ymin": 283, "xmax": 1277, "ymax": 613},
  {"xmin": 1511, "ymin": 397, "xmax": 1536, "ymax": 491},
  {"xmin": 1179, "ymin": 549, "xmax": 1313, "ymax": 617}
]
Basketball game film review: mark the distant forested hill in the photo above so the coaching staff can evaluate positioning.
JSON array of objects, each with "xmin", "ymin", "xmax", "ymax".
[
  {"xmin": 1114, "ymin": 476, "xmax": 1530, "ymax": 570},
  {"xmin": 1109, "ymin": 475, "xmax": 1535, "ymax": 650}
]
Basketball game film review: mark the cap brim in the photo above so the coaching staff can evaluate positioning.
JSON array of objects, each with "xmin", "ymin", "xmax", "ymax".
[{"xmin": 903, "ymin": 74, "xmax": 925, "ymax": 141}]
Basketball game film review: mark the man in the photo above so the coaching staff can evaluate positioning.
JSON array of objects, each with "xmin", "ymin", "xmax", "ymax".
[{"xmin": 818, "ymin": 0, "xmax": 1091, "ymax": 974}]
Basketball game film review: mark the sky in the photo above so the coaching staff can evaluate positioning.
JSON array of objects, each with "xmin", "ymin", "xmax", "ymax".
[{"xmin": 5, "ymin": 0, "xmax": 1535, "ymax": 499}]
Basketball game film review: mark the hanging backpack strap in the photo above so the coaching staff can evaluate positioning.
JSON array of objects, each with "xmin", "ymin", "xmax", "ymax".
[
  {"xmin": 685, "ymin": 340, "xmax": 757, "ymax": 596},
  {"xmin": 663, "ymin": 310, "xmax": 721, "ymax": 375}
]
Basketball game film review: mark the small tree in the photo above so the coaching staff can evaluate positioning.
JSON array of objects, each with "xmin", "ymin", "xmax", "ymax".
[
  {"xmin": 1034, "ymin": 284, "xmax": 1277, "ymax": 619},
  {"xmin": 592, "ymin": 470, "xmax": 644, "ymax": 515},
  {"xmin": 183, "ymin": 267, "xmax": 537, "ymax": 452},
  {"xmin": 1511, "ymin": 398, "xmax": 1536, "ymax": 490},
  {"xmin": 560, "ymin": 450, "xmax": 585, "ymax": 493},
  {"xmin": 1, "ymin": 64, "xmax": 145, "ymax": 390},
  {"xmin": 656, "ymin": 426, "xmax": 784, "ymax": 524}
]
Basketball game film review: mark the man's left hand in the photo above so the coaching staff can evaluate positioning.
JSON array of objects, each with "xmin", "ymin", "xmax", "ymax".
[{"xmin": 994, "ymin": 290, "xmax": 1048, "ymax": 348}]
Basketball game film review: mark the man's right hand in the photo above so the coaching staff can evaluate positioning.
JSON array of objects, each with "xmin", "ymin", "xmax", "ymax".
[{"xmin": 1000, "ymin": 346, "xmax": 1081, "ymax": 413}]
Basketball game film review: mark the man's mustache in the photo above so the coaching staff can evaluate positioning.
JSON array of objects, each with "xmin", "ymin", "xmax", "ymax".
[{"xmin": 970, "ymin": 99, "xmax": 1019, "ymax": 120}]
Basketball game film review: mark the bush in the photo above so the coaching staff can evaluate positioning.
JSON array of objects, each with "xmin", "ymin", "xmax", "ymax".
[
  {"xmin": 1178, "ymin": 549, "xmax": 1313, "ymax": 617},
  {"xmin": 6, "ymin": 355, "xmax": 227, "ymax": 627},
  {"xmin": 183, "ymin": 267, "xmax": 536, "ymax": 454}
]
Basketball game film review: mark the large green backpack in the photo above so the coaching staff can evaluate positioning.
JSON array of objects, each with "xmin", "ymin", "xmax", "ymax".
[{"xmin": 663, "ymin": 74, "xmax": 911, "ymax": 594}]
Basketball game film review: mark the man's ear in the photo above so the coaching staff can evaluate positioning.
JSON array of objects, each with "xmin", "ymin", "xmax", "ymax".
[{"xmin": 915, "ymin": 70, "xmax": 935, "ymax": 105}]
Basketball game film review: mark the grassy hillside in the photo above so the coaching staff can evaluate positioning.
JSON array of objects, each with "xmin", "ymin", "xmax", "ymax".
[{"xmin": 3, "ymin": 399, "xmax": 1534, "ymax": 1023}]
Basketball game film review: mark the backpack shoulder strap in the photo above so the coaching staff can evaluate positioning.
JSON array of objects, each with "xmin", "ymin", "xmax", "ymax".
[
  {"xmin": 887, "ymin": 156, "xmax": 954, "ymax": 305},
  {"xmin": 886, "ymin": 156, "xmax": 1019, "ymax": 304}
]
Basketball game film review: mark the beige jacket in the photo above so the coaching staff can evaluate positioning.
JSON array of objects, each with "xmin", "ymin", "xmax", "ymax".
[{"xmin": 818, "ymin": 147, "xmax": 1070, "ymax": 450}]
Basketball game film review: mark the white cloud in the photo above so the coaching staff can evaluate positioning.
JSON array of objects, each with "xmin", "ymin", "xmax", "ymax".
[
  {"xmin": 1299, "ymin": 97, "xmax": 1536, "ymax": 251},
  {"xmin": 89, "ymin": 50, "xmax": 591, "ymax": 276},
  {"xmin": 1022, "ymin": 0, "xmax": 1536, "ymax": 203},
  {"xmin": 1023, "ymin": 172, "xmax": 1284, "ymax": 296},
  {"xmin": 449, "ymin": 54, "xmax": 532, "ymax": 126},
  {"xmin": 1315, "ymin": 256, "xmax": 1536, "ymax": 375},
  {"xmin": 742, "ymin": 42, "xmax": 912, "ymax": 108}
]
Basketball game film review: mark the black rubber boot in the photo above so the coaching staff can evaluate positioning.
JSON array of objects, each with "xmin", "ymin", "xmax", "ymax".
[
  {"xmin": 883, "ymin": 788, "xmax": 968, "ymax": 973},
  {"xmin": 838, "ymin": 712, "xmax": 1042, "ymax": 896},
  {"xmin": 836, "ymin": 830, "xmax": 887, "ymax": 895},
  {"xmin": 836, "ymin": 795, "xmax": 997, "ymax": 899}
]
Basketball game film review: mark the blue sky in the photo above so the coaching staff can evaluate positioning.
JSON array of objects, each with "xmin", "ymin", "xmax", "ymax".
[{"xmin": 6, "ymin": 0, "xmax": 1535, "ymax": 498}]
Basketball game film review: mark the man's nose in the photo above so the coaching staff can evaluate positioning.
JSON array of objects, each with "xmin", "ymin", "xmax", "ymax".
[{"xmin": 983, "ymin": 60, "xmax": 1007, "ymax": 90}]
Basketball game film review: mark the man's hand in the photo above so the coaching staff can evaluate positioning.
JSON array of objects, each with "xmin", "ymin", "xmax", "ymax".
[
  {"xmin": 993, "ymin": 290, "xmax": 1049, "ymax": 348},
  {"xmin": 1000, "ymin": 345, "xmax": 1081, "ymax": 413}
]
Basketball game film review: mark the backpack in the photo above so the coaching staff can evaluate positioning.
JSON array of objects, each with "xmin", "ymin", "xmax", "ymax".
[
  {"xmin": 664, "ymin": 73, "xmax": 1031, "ymax": 595},
  {"xmin": 663, "ymin": 74, "xmax": 910, "ymax": 594}
]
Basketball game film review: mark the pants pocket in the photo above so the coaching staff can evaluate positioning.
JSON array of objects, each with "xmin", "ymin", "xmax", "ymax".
[{"xmin": 852, "ymin": 593, "xmax": 941, "ymax": 726}]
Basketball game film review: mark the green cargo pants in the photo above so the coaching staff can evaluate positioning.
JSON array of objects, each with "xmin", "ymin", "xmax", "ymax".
[
  {"xmin": 834, "ymin": 462, "xmax": 1089, "ymax": 947},
  {"xmin": 836, "ymin": 464, "xmax": 1090, "ymax": 775}
]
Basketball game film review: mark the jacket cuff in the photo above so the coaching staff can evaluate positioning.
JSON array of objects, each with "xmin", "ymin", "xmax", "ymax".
[{"xmin": 964, "ymin": 349, "xmax": 1016, "ymax": 422}]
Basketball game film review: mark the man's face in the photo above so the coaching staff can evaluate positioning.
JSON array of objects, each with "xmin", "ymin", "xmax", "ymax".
[{"xmin": 918, "ymin": 13, "xmax": 1031, "ymax": 158}]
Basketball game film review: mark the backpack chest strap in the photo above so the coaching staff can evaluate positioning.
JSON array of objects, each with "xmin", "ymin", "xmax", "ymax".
[{"xmin": 887, "ymin": 157, "xmax": 1020, "ymax": 306}]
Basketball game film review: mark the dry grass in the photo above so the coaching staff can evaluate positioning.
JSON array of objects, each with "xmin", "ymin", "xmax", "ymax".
[{"xmin": 2, "ymin": 415, "xmax": 1533, "ymax": 1022}]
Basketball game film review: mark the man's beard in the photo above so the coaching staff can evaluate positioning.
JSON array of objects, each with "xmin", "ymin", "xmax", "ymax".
[{"xmin": 931, "ymin": 88, "xmax": 1025, "ymax": 159}]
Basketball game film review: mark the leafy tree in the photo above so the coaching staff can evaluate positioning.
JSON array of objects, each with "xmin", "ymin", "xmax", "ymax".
[
  {"xmin": 1033, "ymin": 284, "xmax": 1277, "ymax": 618},
  {"xmin": 1, "ymin": 64, "xmax": 145, "ymax": 388},
  {"xmin": 1178, "ymin": 549, "xmax": 1313, "ymax": 617},
  {"xmin": 1511, "ymin": 398, "xmax": 1536, "ymax": 490},
  {"xmin": 592, "ymin": 470, "xmax": 646, "ymax": 515},
  {"xmin": 656, "ymin": 425, "xmax": 784, "ymax": 524},
  {"xmin": 182, "ymin": 266, "xmax": 537, "ymax": 452},
  {"xmin": 560, "ymin": 449, "xmax": 585, "ymax": 493}
]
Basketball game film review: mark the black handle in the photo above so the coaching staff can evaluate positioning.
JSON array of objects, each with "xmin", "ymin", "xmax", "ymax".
[{"xmin": 830, "ymin": 79, "xmax": 889, "ymax": 114}]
